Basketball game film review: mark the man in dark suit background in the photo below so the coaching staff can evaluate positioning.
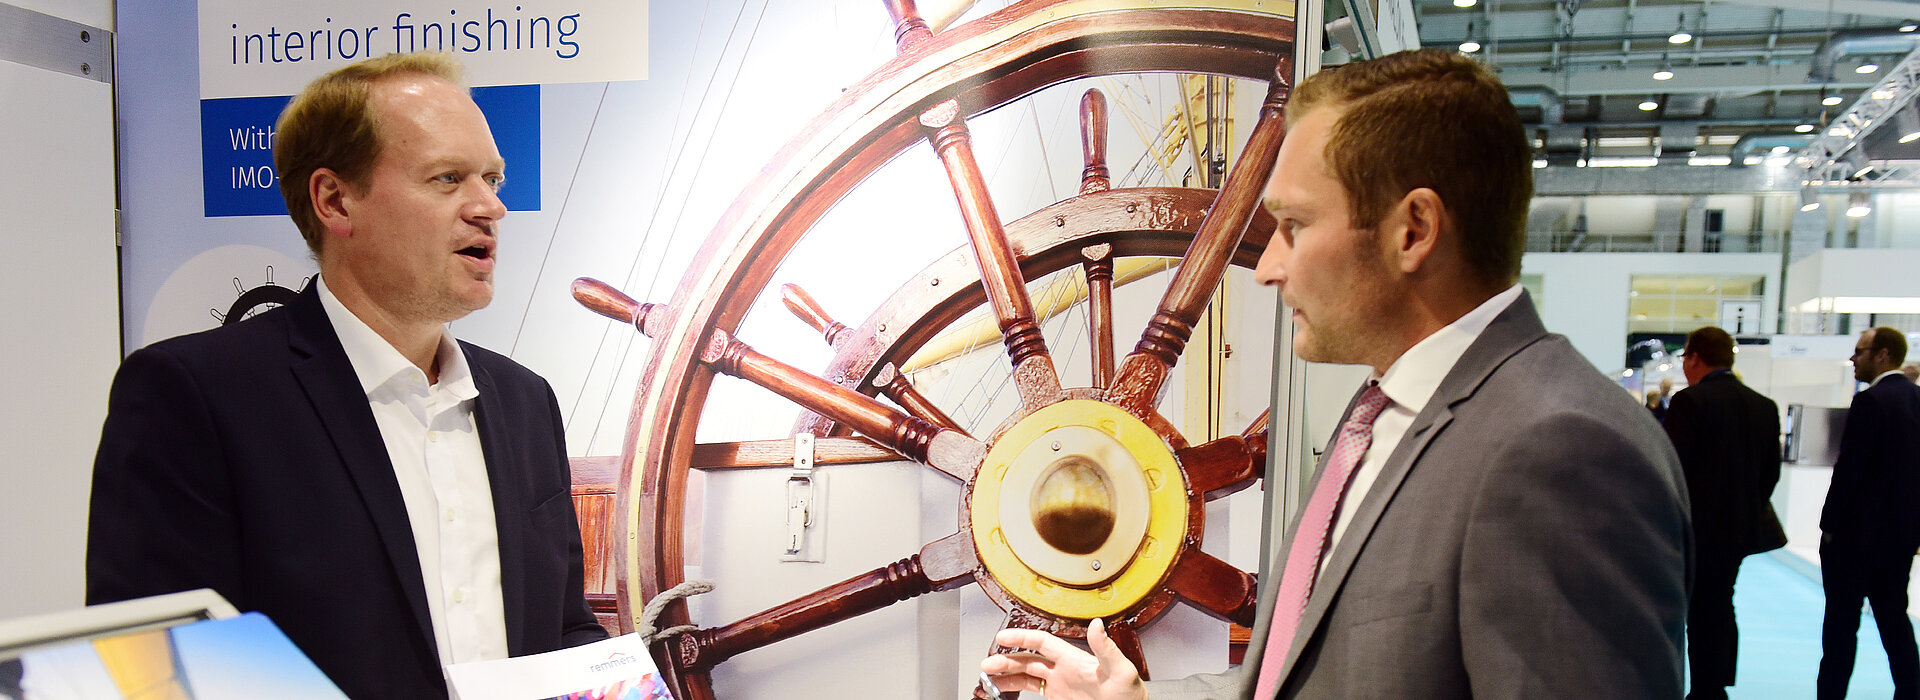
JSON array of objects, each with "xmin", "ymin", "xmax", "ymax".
[
  {"xmin": 980, "ymin": 48, "xmax": 1689, "ymax": 699},
  {"xmin": 1663, "ymin": 326, "xmax": 1785, "ymax": 700},
  {"xmin": 87, "ymin": 53, "xmax": 606, "ymax": 698},
  {"xmin": 1819, "ymin": 326, "xmax": 1920, "ymax": 700}
]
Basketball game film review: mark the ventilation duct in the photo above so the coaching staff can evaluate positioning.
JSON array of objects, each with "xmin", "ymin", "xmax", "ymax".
[
  {"xmin": 1809, "ymin": 29, "xmax": 1920, "ymax": 83},
  {"xmin": 1726, "ymin": 133, "xmax": 1815, "ymax": 167},
  {"xmin": 1659, "ymin": 124, "xmax": 1699, "ymax": 163},
  {"xmin": 1508, "ymin": 86, "xmax": 1564, "ymax": 125}
]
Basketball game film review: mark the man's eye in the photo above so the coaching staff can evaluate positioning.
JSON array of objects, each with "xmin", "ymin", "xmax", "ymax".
[
  {"xmin": 434, "ymin": 173, "xmax": 460, "ymax": 184},
  {"xmin": 485, "ymin": 174, "xmax": 506, "ymax": 191}
]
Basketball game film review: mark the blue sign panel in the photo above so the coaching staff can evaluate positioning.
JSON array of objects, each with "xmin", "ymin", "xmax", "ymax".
[{"xmin": 200, "ymin": 84, "xmax": 541, "ymax": 217}]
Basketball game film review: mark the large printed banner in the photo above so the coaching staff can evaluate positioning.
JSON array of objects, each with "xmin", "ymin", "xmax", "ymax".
[
  {"xmin": 197, "ymin": 0, "xmax": 648, "ymax": 97},
  {"xmin": 193, "ymin": 1, "xmax": 647, "ymax": 216}
]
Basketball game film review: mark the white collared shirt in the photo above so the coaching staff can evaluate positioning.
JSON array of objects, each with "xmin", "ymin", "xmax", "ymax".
[
  {"xmin": 317, "ymin": 276, "xmax": 510, "ymax": 666},
  {"xmin": 1870, "ymin": 369, "xmax": 1904, "ymax": 387},
  {"xmin": 1323, "ymin": 284, "xmax": 1526, "ymax": 566}
]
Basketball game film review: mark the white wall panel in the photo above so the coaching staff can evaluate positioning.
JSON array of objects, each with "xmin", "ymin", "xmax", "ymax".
[{"xmin": 0, "ymin": 1, "xmax": 118, "ymax": 619}]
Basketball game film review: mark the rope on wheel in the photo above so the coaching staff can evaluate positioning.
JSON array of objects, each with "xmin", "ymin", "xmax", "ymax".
[{"xmin": 638, "ymin": 579, "xmax": 716, "ymax": 645}]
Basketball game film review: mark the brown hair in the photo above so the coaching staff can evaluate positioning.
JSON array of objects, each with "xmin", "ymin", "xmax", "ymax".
[
  {"xmin": 274, "ymin": 52, "xmax": 465, "ymax": 254},
  {"xmin": 1868, "ymin": 326, "xmax": 1909, "ymax": 366},
  {"xmin": 1685, "ymin": 326, "xmax": 1736, "ymax": 368},
  {"xmin": 1286, "ymin": 49, "xmax": 1532, "ymax": 288}
]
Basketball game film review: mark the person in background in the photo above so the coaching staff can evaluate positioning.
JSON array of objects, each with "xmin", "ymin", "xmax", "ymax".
[
  {"xmin": 1647, "ymin": 388, "xmax": 1668, "ymax": 422},
  {"xmin": 1818, "ymin": 327, "xmax": 1920, "ymax": 700},
  {"xmin": 979, "ymin": 48, "xmax": 1689, "ymax": 699},
  {"xmin": 1663, "ymin": 326, "xmax": 1786, "ymax": 700},
  {"xmin": 86, "ymin": 53, "xmax": 607, "ymax": 698}
]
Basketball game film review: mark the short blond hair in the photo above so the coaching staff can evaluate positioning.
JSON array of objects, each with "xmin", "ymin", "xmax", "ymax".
[{"xmin": 274, "ymin": 52, "xmax": 465, "ymax": 254}]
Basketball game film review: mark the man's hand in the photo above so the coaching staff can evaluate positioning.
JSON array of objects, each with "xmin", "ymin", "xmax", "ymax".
[{"xmin": 979, "ymin": 619, "xmax": 1146, "ymax": 699}]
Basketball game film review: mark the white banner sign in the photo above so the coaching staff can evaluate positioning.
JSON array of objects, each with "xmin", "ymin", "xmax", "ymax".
[{"xmin": 198, "ymin": 0, "xmax": 648, "ymax": 98}]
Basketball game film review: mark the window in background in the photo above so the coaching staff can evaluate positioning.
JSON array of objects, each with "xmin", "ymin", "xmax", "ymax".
[{"xmin": 1628, "ymin": 274, "xmax": 1765, "ymax": 334}]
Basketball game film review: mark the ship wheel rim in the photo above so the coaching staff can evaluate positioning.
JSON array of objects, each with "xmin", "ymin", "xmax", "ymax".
[{"xmin": 608, "ymin": 2, "xmax": 1296, "ymax": 697}]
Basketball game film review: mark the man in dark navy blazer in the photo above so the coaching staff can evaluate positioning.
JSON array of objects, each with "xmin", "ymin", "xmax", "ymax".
[
  {"xmin": 1664, "ymin": 326, "xmax": 1785, "ymax": 700},
  {"xmin": 87, "ymin": 53, "xmax": 605, "ymax": 699},
  {"xmin": 1819, "ymin": 326, "xmax": 1920, "ymax": 700}
]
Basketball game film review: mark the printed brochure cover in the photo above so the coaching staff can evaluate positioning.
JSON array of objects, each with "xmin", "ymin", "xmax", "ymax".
[{"xmin": 445, "ymin": 633, "xmax": 671, "ymax": 700}]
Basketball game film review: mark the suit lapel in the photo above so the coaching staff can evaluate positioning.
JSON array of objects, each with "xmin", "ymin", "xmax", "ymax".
[
  {"xmin": 284, "ymin": 288, "xmax": 440, "ymax": 659},
  {"xmin": 1272, "ymin": 291, "xmax": 1550, "ymax": 686},
  {"xmin": 467, "ymin": 350, "xmax": 529, "ymax": 653}
]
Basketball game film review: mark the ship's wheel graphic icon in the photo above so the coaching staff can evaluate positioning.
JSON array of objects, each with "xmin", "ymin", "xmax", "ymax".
[{"xmin": 213, "ymin": 266, "xmax": 312, "ymax": 326}]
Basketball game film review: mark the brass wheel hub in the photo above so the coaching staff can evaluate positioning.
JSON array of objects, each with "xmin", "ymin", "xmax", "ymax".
[{"xmin": 971, "ymin": 399, "xmax": 1188, "ymax": 618}]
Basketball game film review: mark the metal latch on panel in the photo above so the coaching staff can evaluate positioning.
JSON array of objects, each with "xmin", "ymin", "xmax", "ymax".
[{"xmin": 782, "ymin": 432, "xmax": 826, "ymax": 562}]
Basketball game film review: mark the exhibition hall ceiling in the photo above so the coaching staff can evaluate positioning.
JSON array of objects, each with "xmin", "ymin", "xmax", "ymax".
[{"xmin": 1414, "ymin": 0, "xmax": 1920, "ymax": 161}]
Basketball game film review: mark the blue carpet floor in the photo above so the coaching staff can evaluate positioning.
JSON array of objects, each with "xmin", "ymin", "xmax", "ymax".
[{"xmin": 1715, "ymin": 552, "xmax": 1899, "ymax": 698}]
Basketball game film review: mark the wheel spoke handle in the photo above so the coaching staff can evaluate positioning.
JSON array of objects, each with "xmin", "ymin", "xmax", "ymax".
[
  {"xmin": 919, "ymin": 98, "xmax": 1064, "ymax": 410},
  {"xmin": 1109, "ymin": 61, "xmax": 1294, "ymax": 414},
  {"xmin": 779, "ymin": 282, "xmax": 970, "ymax": 436},
  {"xmin": 1165, "ymin": 549, "xmax": 1259, "ymax": 628},
  {"xmin": 874, "ymin": 363, "xmax": 969, "ymax": 435},
  {"xmin": 572, "ymin": 277, "xmax": 984, "ymax": 481},
  {"xmin": 780, "ymin": 283, "xmax": 851, "ymax": 347},
  {"xmin": 669, "ymin": 534, "xmax": 977, "ymax": 671},
  {"xmin": 1177, "ymin": 433, "xmax": 1261, "ymax": 501},
  {"xmin": 1104, "ymin": 618, "xmax": 1151, "ymax": 681},
  {"xmin": 1082, "ymin": 243, "xmax": 1116, "ymax": 390}
]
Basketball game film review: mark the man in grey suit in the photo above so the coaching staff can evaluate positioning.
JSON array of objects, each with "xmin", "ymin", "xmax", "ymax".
[{"xmin": 981, "ymin": 48, "xmax": 1690, "ymax": 699}]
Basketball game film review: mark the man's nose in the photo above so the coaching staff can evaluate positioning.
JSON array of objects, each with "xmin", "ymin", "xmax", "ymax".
[
  {"xmin": 1252, "ymin": 244, "xmax": 1287, "ymax": 287},
  {"xmin": 468, "ymin": 180, "xmax": 507, "ymax": 222}
]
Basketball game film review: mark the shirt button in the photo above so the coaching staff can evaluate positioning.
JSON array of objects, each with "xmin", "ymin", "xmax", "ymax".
[
  {"xmin": 428, "ymin": 431, "xmax": 440, "ymax": 443},
  {"xmin": 453, "ymin": 588, "xmax": 468, "ymax": 603},
  {"xmin": 445, "ymin": 507, "xmax": 457, "ymax": 522}
]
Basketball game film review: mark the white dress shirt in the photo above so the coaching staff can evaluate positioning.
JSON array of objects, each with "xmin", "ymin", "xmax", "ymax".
[
  {"xmin": 317, "ymin": 276, "xmax": 510, "ymax": 666},
  {"xmin": 1324, "ymin": 284, "xmax": 1525, "ymax": 564}
]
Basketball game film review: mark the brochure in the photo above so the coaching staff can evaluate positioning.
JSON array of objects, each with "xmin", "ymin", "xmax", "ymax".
[{"xmin": 444, "ymin": 633, "xmax": 672, "ymax": 700}]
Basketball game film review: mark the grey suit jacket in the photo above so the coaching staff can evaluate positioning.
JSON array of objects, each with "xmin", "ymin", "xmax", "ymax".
[{"xmin": 1147, "ymin": 292, "xmax": 1690, "ymax": 699}]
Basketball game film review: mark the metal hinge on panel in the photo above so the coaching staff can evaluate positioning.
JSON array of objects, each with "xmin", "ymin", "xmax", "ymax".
[
  {"xmin": 0, "ymin": 3, "xmax": 115, "ymax": 83},
  {"xmin": 781, "ymin": 432, "xmax": 825, "ymax": 562}
]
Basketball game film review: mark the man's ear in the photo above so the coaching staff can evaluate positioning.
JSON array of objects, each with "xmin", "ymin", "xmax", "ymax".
[
  {"xmin": 1385, "ymin": 187, "xmax": 1446, "ymax": 273},
  {"xmin": 311, "ymin": 168, "xmax": 353, "ymax": 239}
]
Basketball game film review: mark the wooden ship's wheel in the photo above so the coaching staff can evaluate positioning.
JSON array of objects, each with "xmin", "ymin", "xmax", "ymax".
[{"xmin": 570, "ymin": 1, "xmax": 1299, "ymax": 697}]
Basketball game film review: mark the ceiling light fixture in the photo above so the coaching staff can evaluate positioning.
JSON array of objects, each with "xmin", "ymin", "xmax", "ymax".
[
  {"xmin": 1801, "ymin": 202, "xmax": 1822, "ymax": 212},
  {"xmin": 1460, "ymin": 40, "xmax": 1481, "ymax": 53},
  {"xmin": 1454, "ymin": 0, "xmax": 1477, "ymax": 6},
  {"xmin": 1795, "ymin": 124, "xmax": 1815, "ymax": 133},
  {"xmin": 1848, "ymin": 205, "xmax": 1872, "ymax": 217},
  {"xmin": 1669, "ymin": 15, "xmax": 1692, "ymax": 44},
  {"xmin": 1639, "ymin": 99, "xmax": 1660, "ymax": 111},
  {"xmin": 1859, "ymin": 63, "xmax": 1881, "ymax": 74},
  {"xmin": 1824, "ymin": 95, "xmax": 1844, "ymax": 106},
  {"xmin": 1773, "ymin": 145, "xmax": 1791, "ymax": 154},
  {"xmin": 1874, "ymin": 89, "xmax": 1895, "ymax": 100},
  {"xmin": 1653, "ymin": 68, "xmax": 1674, "ymax": 80},
  {"xmin": 1902, "ymin": 22, "xmax": 1917, "ymax": 32},
  {"xmin": 1903, "ymin": 131, "xmax": 1920, "ymax": 144}
]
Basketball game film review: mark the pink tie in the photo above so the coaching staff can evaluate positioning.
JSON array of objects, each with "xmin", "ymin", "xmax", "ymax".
[{"xmin": 1251, "ymin": 383, "xmax": 1391, "ymax": 698}]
